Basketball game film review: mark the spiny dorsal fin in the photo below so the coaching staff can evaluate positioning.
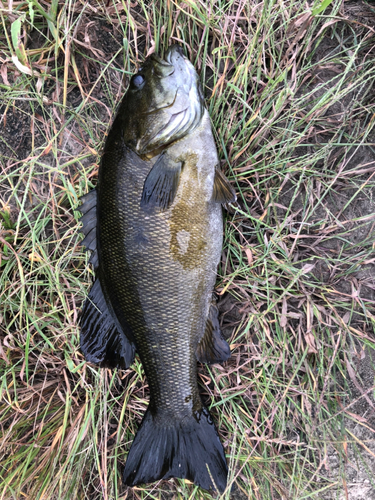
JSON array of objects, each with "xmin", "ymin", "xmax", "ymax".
[
  {"xmin": 213, "ymin": 168, "xmax": 236, "ymax": 206},
  {"xmin": 196, "ymin": 301, "xmax": 231, "ymax": 364},
  {"xmin": 78, "ymin": 189, "xmax": 99, "ymax": 269},
  {"xmin": 80, "ymin": 278, "xmax": 136, "ymax": 369},
  {"xmin": 140, "ymin": 151, "xmax": 182, "ymax": 212}
]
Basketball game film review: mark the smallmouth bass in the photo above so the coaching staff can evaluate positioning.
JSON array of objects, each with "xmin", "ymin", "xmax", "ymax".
[{"xmin": 79, "ymin": 45, "xmax": 236, "ymax": 493}]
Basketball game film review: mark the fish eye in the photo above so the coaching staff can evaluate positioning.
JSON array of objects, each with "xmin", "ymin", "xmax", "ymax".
[{"xmin": 131, "ymin": 74, "xmax": 145, "ymax": 88}]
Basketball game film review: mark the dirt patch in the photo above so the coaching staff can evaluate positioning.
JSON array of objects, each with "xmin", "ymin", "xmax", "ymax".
[
  {"xmin": 323, "ymin": 345, "xmax": 375, "ymax": 499},
  {"xmin": 0, "ymin": 101, "xmax": 36, "ymax": 163}
]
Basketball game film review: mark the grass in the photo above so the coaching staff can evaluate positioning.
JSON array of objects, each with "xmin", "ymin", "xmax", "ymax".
[{"xmin": 1, "ymin": 0, "xmax": 375, "ymax": 498}]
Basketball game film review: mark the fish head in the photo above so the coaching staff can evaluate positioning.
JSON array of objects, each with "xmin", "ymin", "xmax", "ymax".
[{"xmin": 121, "ymin": 45, "xmax": 205, "ymax": 154}]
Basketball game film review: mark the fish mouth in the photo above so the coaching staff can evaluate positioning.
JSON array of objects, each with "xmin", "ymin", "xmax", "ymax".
[
  {"xmin": 140, "ymin": 46, "xmax": 190, "ymax": 116},
  {"xmin": 165, "ymin": 44, "xmax": 186, "ymax": 65},
  {"xmin": 150, "ymin": 53, "xmax": 175, "ymax": 78},
  {"xmin": 135, "ymin": 44, "xmax": 204, "ymax": 154},
  {"xmin": 165, "ymin": 45, "xmax": 199, "ymax": 89}
]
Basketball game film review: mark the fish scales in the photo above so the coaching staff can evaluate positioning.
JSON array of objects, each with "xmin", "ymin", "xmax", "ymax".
[
  {"xmin": 79, "ymin": 45, "xmax": 236, "ymax": 493},
  {"xmin": 100, "ymin": 113, "xmax": 221, "ymax": 417}
]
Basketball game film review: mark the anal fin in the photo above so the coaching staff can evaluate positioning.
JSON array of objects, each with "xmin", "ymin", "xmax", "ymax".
[
  {"xmin": 196, "ymin": 301, "xmax": 231, "ymax": 364},
  {"xmin": 80, "ymin": 278, "xmax": 135, "ymax": 369}
]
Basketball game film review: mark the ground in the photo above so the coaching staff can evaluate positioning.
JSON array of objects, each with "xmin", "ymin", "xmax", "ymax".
[{"xmin": 0, "ymin": 1, "xmax": 375, "ymax": 499}]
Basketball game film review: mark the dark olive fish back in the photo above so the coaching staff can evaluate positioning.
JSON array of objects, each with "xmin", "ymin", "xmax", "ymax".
[{"xmin": 79, "ymin": 45, "xmax": 236, "ymax": 494}]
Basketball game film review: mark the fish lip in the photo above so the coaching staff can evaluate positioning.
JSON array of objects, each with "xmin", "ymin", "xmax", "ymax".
[
  {"xmin": 150, "ymin": 52, "xmax": 173, "ymax": 67},
  {"xmin": 165, "ymin": 44, "xmax": 186, "ymax": 65},
  {"xmin": 165, "ymin": 45, "xmax": 198, "ymax": 89},
  {"xmin": 147, "ymin": 52, "xmax": 175, "ymax": 79}
]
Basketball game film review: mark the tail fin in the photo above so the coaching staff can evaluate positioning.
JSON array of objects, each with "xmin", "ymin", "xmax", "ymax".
[{"xmin": 123, "ymin": 407, "xmax": 228, "ymax": 493}]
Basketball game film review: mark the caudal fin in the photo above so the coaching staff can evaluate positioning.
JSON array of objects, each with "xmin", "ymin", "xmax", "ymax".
[{"xmin": 123, "ymin": 407, "xmax": 228, "ymax": 493}]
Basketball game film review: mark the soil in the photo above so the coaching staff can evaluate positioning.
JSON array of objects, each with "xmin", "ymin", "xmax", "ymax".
[{"xmin": 324, "ymin": 345, "xmax": 375, "ymax": 500}]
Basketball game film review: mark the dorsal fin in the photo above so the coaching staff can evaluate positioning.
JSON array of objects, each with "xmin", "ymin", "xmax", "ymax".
[{"xmin": 78, "ymin": 190, "xmax": 99, "ymax": 269}]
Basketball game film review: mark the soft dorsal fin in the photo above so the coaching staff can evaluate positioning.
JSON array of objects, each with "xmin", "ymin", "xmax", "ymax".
[
  {"xmin": 196, "ymin": 301, "xmax": 231, "ymax": 364},
  {"xmin": 213, "ymin": 168, "xmax": 236, "ymax": 206},
  {"xmin": 140, "ymin": 151, "xmax": 182, "ymax": 212},
  {"xmin": 78, "ymin": 190, "xmax": 136, "ymax": 368},
  {"xmin": 78, "ymin": 190, "xmax": 99, "ymax": 269},
  {"xmin": 80, "ymin": 278, "xmax": 136, "ymax": 369}
]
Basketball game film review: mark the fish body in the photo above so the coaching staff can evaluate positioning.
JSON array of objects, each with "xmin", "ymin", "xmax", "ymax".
[{"xmin": 79, "ymin": 46, "xmax": 236, "ymax": 493}]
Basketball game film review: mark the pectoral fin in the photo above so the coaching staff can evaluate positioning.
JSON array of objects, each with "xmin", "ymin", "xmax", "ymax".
[
  {"xmin": 213, "ymin": 168, "xmax": 236, "ymax": 206},
  {"xmin": 196, "ymin": 301, "xmax": 231, "ymax": 364},
  {"xmin": 140, "ymin": 152, "xmax": 182, "ymax": 212}
]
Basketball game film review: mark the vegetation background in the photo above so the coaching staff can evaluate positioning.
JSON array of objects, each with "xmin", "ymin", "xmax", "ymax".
[{"xmin": 1, "ymin": 0, "xmax": 375, "ymax": 498}]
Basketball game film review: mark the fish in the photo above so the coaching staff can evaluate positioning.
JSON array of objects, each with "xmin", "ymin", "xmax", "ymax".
[{"xmin": 78, "ymin": 45, "xmax": 236, "ymax": 494}]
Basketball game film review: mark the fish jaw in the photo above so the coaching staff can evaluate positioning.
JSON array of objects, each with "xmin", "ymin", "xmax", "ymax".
[{"xmin": 120, "ymin": 45, "xmax": 205, "ymax": 155}]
